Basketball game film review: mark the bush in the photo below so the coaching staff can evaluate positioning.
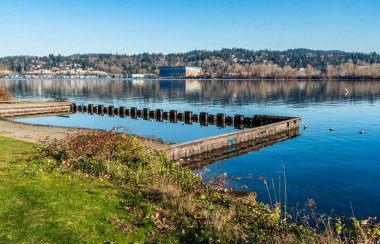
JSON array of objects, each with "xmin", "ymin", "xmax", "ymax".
[
  {"xmin": 0, "ymin": 89, "xmax": 11, "ymax": 101},
  {"xmin": 39, "ymin": 130, "xmax": 152, "ymax": 183}
]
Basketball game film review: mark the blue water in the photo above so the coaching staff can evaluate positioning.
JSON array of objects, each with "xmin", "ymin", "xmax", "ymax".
[{"xmin": 1, "ymin": 79, "xmax": 379, "ymax": 218}]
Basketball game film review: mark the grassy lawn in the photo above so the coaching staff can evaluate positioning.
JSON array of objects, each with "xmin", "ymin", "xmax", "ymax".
[{"xmin": 0, "ymin": 136, "xmax": 137, "ymax": 243}]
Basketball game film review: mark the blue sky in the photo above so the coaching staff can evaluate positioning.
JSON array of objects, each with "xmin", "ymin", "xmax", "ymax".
[{"xmin": 0, "ymin": 0, "xmax": 379, "ymax": 56}]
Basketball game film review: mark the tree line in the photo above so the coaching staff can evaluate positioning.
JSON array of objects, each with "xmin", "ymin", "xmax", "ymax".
[{"xmin": 1, "ymin": 48, "xmax": 380, "ymax": 78}]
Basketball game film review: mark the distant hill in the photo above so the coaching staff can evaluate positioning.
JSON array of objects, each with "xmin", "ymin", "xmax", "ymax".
[{"xmin": 1, "ymin": 48, "xmax": 379, "ymax": 78}]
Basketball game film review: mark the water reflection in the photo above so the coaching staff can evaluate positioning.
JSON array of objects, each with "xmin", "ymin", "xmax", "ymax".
[{"xmin": 1, "ymin": 79, "xmax": 380, "ymax": 105}]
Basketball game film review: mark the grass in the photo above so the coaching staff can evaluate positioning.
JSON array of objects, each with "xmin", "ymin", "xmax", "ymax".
[
  {"xmin": 0, "ymin": 137, "xmax": 142, "ymax": 243},
  {"xmin": 0, "ymin": 133, "xmax": 379, "ymax": 243}
]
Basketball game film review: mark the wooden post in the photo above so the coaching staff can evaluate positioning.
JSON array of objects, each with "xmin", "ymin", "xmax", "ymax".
[
  {"xmin": 108, "ymin": 106, "xmax": 114, "ymax": 116},
  {"xmin": 119, "ymin": 106, "xmax": 126, "ymax": 117},
  {"xmin": 156, "ymin": 109, "xmax": 163, "ymax": 121},
  {"xmin": 177, "ymin": 112, "xmax": 183, "ymax": 121},
  {"xmin": 130, "ymin": 107, "xmax": 137, "ymax": 119},
  {"xmin": 88, "ymin": 104, "xmax": 94, "ymax": 114},
  {"xmin": 143, "ymin": 108, "xmax": 150, "ymax": 120},
  {"xmin": 170, "ymin": 110, "xmax": 178, "ymax": 123},
  {"xmin": 208, "ymin": 114, "xmax": 217, "ymax": 124},
  {"xmin": 72, "ymin": 103, "xmax": 77, "ymax": 112},
  {"xmin": 225, "ymin": 116, "xmax": 234, "ymax": 126},
  {"xmin": 192, "ymin": 114, "xmax": 199, "ymax": 123},
  {"xmin": 149, "ymin": 110, "xmax": 156, "ymax": 119},
  {"xmin": 185, "ymin": 111, "xmax": 193, "ymax": 124},
  {"xmin": 200, "ymin": 112, "xmax": 209, "ymax": 126},
  {"xmin": 98, "ymin": 105, "xmax": 104, "ymax": 116}
]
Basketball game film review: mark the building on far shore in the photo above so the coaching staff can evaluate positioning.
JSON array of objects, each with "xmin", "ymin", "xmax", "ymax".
[
  {"xmin": 130, "ymin": 73, "xmax": 155, "ymax": 78},
  {"xmin": 159, "ymin": 66, "xmax": 202, "ymax": 78}
]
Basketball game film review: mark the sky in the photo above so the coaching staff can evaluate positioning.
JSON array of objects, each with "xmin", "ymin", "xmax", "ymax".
[{"xmin": 0, "ymin": 0, "xmax": 379, "ymax": 56}]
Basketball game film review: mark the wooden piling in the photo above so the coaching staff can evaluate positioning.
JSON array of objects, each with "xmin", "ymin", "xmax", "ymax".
[
  {"xmin": 88, "ymin": 104, "xmax": 94, "ymax": 114},
  {"xmin": 208, "ymin": 114, "xmax": 217, "ymax": 124},
  {"xmin": 185, "ymin": 111, "xmax": 193, "ymax": 124},
  {"xmin": 200, "ymin": 112, "xmax": 209, "ymax": 126},
  {"xmin": 156, "ymin": 109, "xmax": 163, "ymax": 121},
  {"xmin": 143, "ymin": 108, "xmax": 150, "ymax": 119},
  {"xmin": 170, "ymin": 110, "xmax": 178, "ymax": 123},
  {"xmin": 98, "ymin": 105, "xmax": 104, "ymax": 116},
  {"xmin": 119, "ymin": 106, "xmax": 126, "ymax": 117}
]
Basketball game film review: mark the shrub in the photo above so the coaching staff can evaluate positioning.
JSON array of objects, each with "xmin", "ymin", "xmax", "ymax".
[
  {"xmin": 39, "ymin": 130, "xmax": 152, "ymax": 183},
  {"xmin": 0, "ymin": 89, "xmax": 11, "ymax": 101}
]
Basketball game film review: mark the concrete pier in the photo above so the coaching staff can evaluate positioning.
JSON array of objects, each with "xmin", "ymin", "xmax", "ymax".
[
  {"xmin": 0, "ymin": 101, "xmax": 73, "ymax": 117},
  {"xmin": 162, "ymin": 116, "xmax": 300, "ymax": 162},
  {"xmin": 184, "ymin": 128, "xmax": 299, "ymax": 170}
]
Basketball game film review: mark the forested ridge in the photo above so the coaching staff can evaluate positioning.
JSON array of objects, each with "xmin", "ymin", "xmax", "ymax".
[{"xmin": 1, "ymin": 48, "xmax": 380, "ymax": 78}]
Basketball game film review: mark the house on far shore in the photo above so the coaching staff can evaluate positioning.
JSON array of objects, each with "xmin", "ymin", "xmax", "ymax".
[{"xmin": 159, "ymin": 66, "xmax": 202, "ymax": 78}]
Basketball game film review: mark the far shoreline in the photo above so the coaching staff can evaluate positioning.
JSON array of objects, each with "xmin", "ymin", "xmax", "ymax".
[{"xmin": 1, "ymin": 77, "xmax": 380, "ymax": 81}]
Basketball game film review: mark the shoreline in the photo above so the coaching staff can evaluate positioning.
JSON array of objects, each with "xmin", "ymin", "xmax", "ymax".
[
  {"xmin": 1, "ymin": 77, "xmax": 380, "ymax": 81},
  {"xmin": 0, "ymin": 117, "xmax": 167, "ymax": 150}
]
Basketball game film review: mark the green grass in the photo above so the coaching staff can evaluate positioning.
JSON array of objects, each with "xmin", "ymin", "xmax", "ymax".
[{"xmin": 0, "ymin": 136, "xmax": 138, "ymax": 243}]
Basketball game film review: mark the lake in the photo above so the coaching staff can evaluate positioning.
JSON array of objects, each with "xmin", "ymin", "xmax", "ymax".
[{"xmin": 1, "ymin": 78, "xmax": 379, "ymax": 219}]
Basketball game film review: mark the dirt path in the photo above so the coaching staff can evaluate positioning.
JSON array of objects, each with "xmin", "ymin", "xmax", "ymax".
[{"xmin": 0, "ymin": 118, "xmax": 82, "ymax": 143}]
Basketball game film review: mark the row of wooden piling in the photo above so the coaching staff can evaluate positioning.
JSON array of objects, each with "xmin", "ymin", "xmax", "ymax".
[{"xmin": 72, "ymin": 103, "xmax": 280, "ymax": 129}]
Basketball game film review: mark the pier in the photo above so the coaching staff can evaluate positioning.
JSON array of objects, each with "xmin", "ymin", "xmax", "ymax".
[
  {"xmin": 0, "ymin": 101, "xmax": 73, "ymax": 117},
  {"xmin": 0, "ymin": 101, "xmax": 301, "ymax": 164}
]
